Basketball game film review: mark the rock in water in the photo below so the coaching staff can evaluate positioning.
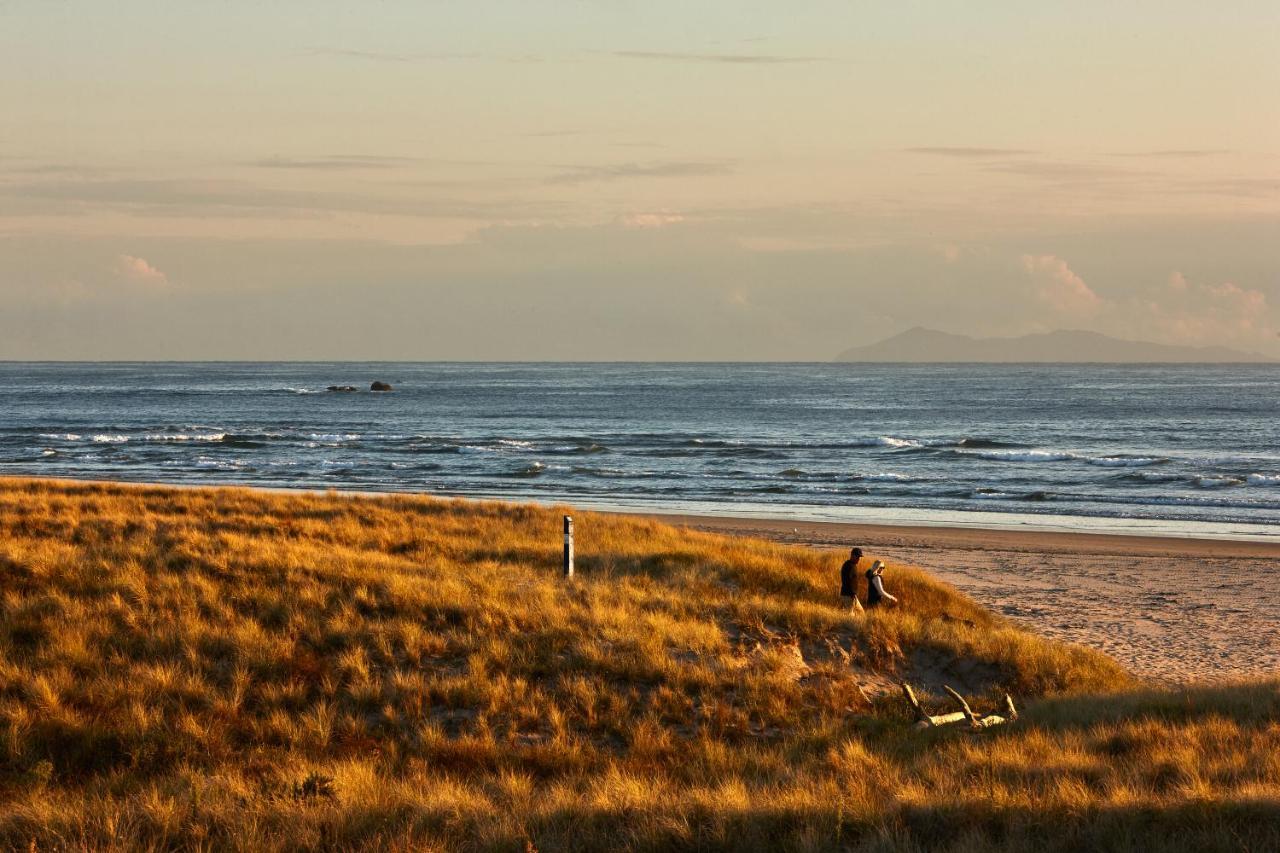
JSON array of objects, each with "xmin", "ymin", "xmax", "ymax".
[{"xmin": 370, "ymin": 381, "xmax": 393, "ymax": 392}]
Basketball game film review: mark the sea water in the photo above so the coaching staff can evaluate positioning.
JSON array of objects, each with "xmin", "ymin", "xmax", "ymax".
[{"xmin": 1, "ymin": 362, "xmax": 1277, "ymax": 539}]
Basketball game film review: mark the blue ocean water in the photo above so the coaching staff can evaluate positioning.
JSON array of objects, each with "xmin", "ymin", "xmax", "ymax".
[{"xmin": 1, "ymin": 362, "xmax": 1278, "ymax": 538}]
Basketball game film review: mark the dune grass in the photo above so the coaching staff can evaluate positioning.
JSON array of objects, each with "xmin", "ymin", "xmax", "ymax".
[{"xmin": 0, "ymin": 477, "xmax": 1275, "ymax": 851}]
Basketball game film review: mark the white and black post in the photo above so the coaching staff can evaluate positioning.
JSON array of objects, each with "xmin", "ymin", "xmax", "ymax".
[{"xmin": 562, "ymin": 515, "xmax": 574, "ymax": 578}]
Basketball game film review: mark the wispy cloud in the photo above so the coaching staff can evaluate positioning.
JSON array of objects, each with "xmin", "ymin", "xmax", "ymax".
[
  {"xmin": 520, "ymin": 129, "xmax": 586, "ymax": 138},
  {"xmin": 610, "ymin": 50, "xmax": 821, "ymax": 65},
  {"xmin": 0, "ymin": 178, "xmax": 558, "ymax": 219},
  {"xmin": 906, "ymin": 148, "xmax": 1140, "ymax": 183},
  {"xmin": 905, "ymin": 147, "xmax": 1037, "ymax": 158},
  {"xmin": 984, "ymin": 160, "xmax": 1139, "ymax": 181},
  {"xmin": 246, "ymin": 155, "xmax": 418, "ymax": 170},
  {"xmin": 305, "ymin": 47, "xmax": 477, "ymax": 62},
  {"xmin": 547, "ymin": 161, "xmax": 733, "ymax": 185},
  {"xmin": 1108, "ymin": 149, "xmax": 1228, "ymax": 158},
  {"xmin": 1164, "ymin": 177, "xmax": 1280, "ymax": 199}
]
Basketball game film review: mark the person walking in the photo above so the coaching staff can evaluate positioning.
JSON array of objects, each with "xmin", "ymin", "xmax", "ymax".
[
  {"xmin": 865, "ymin": 560, "xmax": 899, "ymax": 608},
  {"xmin": 840, "ymin": 547, "xmax": 865, "ymax": 613}
]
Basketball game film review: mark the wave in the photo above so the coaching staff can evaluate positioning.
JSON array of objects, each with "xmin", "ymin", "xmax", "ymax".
[
  {"xmin": 569, "ymin": 442, "xmax": 609, "ymax": 455},
  {"xmin": 1112, "ymin": 471, "xmax": 1184, "ymax": 483},
  {"xmin": 876, "ymin": 436, "xmax": 925, "ymax": 449},
  {"xmin": 141, "ymin": 433, "xmax": 228, "ymax": 443},
  {"xmin": 1085, "ymin": 455, "xmax": 1169, "ymax": 467},
  {"xmin": 955, "ymin": 448, "xmax": 1170, "ymax": 468},
  {"xmin": 308, "ymin": 433, "xmax": 361, "ymax": 443},
  {"xmin": 959, "ymin": 448, "xmax": 1076, "ymax": 463},
  {"xmin": 854, "ymin": 471, "xmax": 916, "ymax": 482},
  {"xmin": 1195, "ymin": 476, "xmax": 1245, "ymax": 488},
  {"xmin": 1248, "ymin": 473, "xmax": 1280, "ymax": 486},
  {"xmin": 953, "ymin": 437, "xmax": 1025, "ymax": 449},
  {"xmin": 972, "ymin": 489, "xmax": 1016, "ymax": 500}
]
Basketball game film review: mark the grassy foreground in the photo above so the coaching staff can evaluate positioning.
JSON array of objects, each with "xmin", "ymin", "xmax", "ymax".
[{"xmin": 0, "ymin": 478, "xmax": 1276, "ymax": 851}]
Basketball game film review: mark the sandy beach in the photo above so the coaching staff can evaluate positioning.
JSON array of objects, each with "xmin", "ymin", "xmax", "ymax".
[{"xmin": 647, "ymin": 513, "xmax": 1280, "ymax": 685}]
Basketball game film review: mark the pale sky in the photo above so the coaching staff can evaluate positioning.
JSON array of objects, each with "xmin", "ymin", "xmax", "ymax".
[{"xmin": 2, "ymin": 1, "xmax": 1277, "ymax": 359}]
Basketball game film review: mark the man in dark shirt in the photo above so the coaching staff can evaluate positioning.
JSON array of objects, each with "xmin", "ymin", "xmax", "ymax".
[{"xmin": 839, "ymin": 547, "xmax": 865, "ymax": 613}]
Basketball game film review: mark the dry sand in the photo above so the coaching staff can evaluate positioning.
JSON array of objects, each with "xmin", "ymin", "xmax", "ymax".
[{"xmin": 647, "ymin": 514, "xmax": 1280, "ymax": 685}]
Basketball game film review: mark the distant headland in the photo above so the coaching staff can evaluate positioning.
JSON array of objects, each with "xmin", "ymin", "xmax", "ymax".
[{"xmin": 836, "ymin": 327, "xmax": 1276, "ymax": 363}]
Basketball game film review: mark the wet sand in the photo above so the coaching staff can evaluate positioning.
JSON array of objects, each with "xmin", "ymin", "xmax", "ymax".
[{"xmin": 646, "ymin": 514, "xmax": 1280, "ymax": 684}]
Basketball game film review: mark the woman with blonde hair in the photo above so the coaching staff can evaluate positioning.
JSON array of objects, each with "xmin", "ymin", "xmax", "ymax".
[{"xmin": 865, "ymin": 560, "xmax": 898, "ymax": 608}]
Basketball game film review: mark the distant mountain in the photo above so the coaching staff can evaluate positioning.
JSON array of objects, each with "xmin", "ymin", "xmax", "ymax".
[{"xmin": 835, "ymin": 328, "xmax": 1276, "ymax": 363}]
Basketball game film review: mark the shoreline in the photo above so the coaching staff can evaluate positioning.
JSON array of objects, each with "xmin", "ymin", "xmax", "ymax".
[
  {"xmin": 7, "ymin": 473, "xmax": 1279, "ymax": 548},
  {"xmin": 636, "ymin": 512, "xmax": 1280, "ymax": 560}
]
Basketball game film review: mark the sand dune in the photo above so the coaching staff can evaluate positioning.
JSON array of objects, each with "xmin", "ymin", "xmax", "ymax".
[{"xmin": 648, "ymin": 514, "xmax": 1280, "ymax": 684}]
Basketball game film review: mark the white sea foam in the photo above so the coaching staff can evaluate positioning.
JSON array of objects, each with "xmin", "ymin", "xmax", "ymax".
[
  {"xmin": 961, "ymin": 449, "xmax": 1076, "ymax": 463},
  {"xmin": 1247, "ymin": 473, "xmax": 1280, "ymax": 486},
  {"xmin": 39, "ymin": 433, "xmax": 82, "ymax": 441},
  {"xmin": 877, "ymin": 436, "xmax": 923, "ymax": 449},
  {"xmin": 92, "ymin": 434, "xmax": 129, "ymax": 443},
  {"xmin": 1123, "ymin": 471, "xmax": 1183, "ymax": 482},
  {"xmin": 1195, "ymin": 476, "xmax": 1245, "ymax": 488},
  {"xmin": 1086, "ymin": 456, "xmax": 1167, "ymax": 467}
]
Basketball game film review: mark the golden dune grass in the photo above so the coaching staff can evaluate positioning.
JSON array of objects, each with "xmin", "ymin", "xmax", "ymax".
[{"xmin": 0, "ymin": 478, "xmax": 1276, "ymax": 851}]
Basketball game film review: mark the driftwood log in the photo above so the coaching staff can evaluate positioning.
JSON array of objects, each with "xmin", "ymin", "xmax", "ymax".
[{"xmin": 900, "ymin": 682, "xmax": 1018, "ymax": 731}]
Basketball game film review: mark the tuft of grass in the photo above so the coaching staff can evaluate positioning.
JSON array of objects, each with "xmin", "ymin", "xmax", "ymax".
[{"xmin": 0, "ymin": 477, "xmax": 1275, "ymax": 851}]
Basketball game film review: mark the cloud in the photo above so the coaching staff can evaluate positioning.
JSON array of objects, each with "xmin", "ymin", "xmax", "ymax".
[
  {"xmin": 0, "ymin": 177, "xmax": 557, "ymax": 220},
  {"xmin": 246, "ymin": 155, "xmax": 418, "ymax": 170},
  {"xmin": 305, "ymin": 47, "xmax": 477, "ymax": 62},
  {"xmin": 1107, "ymin": 149, "xmax": 1228, "ymax": 158},
  {"xmin": 905, "ymin": 149, "xmax": 1146, "ymax": 183},
  {"xmin": 932, "ymin": 244, "xmax": 992, "ymax": 263},
  {"xmin": 115, "ymin": 254, "xmax": 167, "ymax": 284},
  {"xmin": 1021, "ymin": 254, "xmax": 1101, "ymax": 315},
  {"xmin": 1016, "ymin": 259, "xmax": 1276, "ymax": 349},
  {"xmin": 610, "ymin": 50, "xmax": 821, "ymax": 64},
  {"xmin": 905, "ymin": 147, "xmax": 1037, "ymax": 158},
  {"xmin": 1129, "ymin": 273, "xmax": 1273, "ymax": 346},
  {"xmin": 620, "ymin": 211, "xmax": 685, "ymax": 229},
  {"xmin": 1185, "ymin": 178, "xmax": 1280, "ymax": 199},
  {"xmin": 547, "ymin": 161, "xmax": 733, "ymax": 185},
  {"xmin": 987, "ymin": 160, "xmax": 1138, "ymax": 182}
]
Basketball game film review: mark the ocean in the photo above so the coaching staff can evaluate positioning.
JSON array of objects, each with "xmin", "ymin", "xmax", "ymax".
[{"xmin": 2, "ymin": 362, "xmax": 1278, "ymax": 539}]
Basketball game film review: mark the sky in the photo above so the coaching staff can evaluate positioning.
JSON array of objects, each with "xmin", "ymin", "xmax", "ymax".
[{"xmin": 1, "ymin": 1, "xmax": 1277, "ymax": 360}]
